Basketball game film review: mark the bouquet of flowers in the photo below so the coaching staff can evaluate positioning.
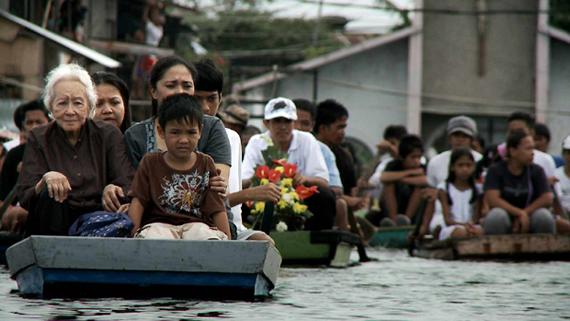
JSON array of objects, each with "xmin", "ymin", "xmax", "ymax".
[{"xmin": 247, "ymin": 139, "xmax": 317, "ymax": 231}]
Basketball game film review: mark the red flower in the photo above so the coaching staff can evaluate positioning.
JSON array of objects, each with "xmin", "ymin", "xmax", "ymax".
[
  {"xmin": 295, "ymin": 185, "xmax": 319, "ymax": 200},
  {"xmin": 273, "ymin": 159, "xmax": 287, "ymax": 167},
  {"xmin": 268, "ymin": 169, "xmax": 282, "ymax": 183},
  {"xmin": 255, "ymin": 165, "xmax": 270, "ymax": 179},
  {"xmin": 283, "ymin": 163, "xmax": 297, "ymax": 178}
]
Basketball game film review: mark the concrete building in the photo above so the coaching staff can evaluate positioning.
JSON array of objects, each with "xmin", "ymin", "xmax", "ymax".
[{"xmin": 233, "ymin": 0, "xmax": 570, "ymax": 157}]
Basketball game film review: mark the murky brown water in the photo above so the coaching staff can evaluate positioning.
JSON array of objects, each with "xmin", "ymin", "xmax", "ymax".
[{"xmin": 0, "ymin": 249, "xmax": 568, "ymax": 320}]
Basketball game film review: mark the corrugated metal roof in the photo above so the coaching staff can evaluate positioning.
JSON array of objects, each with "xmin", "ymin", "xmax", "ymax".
[{"xmin": 0, "ymin": 9, "xmax": 120, "ymax": 68}]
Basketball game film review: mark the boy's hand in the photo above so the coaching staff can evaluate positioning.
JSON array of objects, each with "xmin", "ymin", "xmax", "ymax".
[
  {"xmin": 408, "ymin": 168, "xmax": 424, "ymax": 177},
  {"xmin": 210, "ymin": 169, "xmax": 227, "ymax": 197}
]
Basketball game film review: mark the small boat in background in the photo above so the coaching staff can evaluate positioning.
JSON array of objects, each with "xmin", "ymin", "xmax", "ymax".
[
  {"xmin": 368, "ymin": 225, "xmax": 414, "ymax": 248},
  {"xmin": 271, "ymin": 230, "xmax": 360, "ymax": 268},
  {"xmin": 411, "ymin": 234, "xmax": 570, "ymax": 261},
  {"xmin": 7, "ymin": 236, "xmax": 281, "ymax": 299}
]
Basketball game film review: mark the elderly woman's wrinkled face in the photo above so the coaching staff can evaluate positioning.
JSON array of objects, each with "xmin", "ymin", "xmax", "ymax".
[
  {"xmin": 94, "ymin": 84, "xmax": 125, "ymax": 128},
  {"xmin": 151, "ymin": 64, "xmax": 194, "ymax": 105},
  {"xmin": 51, "ymin": 79, "xmax": 89, "ymax": 134}
]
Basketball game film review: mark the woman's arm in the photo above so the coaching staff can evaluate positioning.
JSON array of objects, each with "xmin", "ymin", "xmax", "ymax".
[
  {"xmin": 524, "ymin": 192, "xmax": 553, "ymax": 216},
  {"xmin": 485, "ymin": 189, "xmax": 524, "ymax": 217}
]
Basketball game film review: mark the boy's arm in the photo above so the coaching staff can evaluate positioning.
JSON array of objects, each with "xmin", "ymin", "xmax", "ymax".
[
  {"xmin": 128, "ymin": 197, "xmax": 144, "ymax": 236},
  {"xmin": 400, "ymin": 174, "xmax": 428, "ymax": 186},
  {"xmin": 381, "ymin": 168, "xmax": 423, "ymax": 184},
  {"xmin": 212, "ymin": 211, "xmax": 231, "ymax": 238}
]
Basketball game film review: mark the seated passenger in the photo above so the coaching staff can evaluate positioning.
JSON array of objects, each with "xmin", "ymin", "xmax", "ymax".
[
  {"xmin": 128, "ymin": 94, "xmax": 230, "ymax": 240},
  {"xmin": 92, "ymin": 71, "xmax": 132, "ymax": 132},
  {"xmin": 436, "ymin": 148, "xmax": 483, "ymax": 240},
  {"xmin": 242, "ymin": 97, "xmax": 336, "ymax": 231},
  {"xmin": 380, "ymin": 135, "xmax": 427, "ymax": 226},
  {"xmin": 16, "ymin": 64, "xmax": 134, "ymax": 235},
  {"xmin": 0, "ymin": 100, "xmax": 50, "ymax": 233},
  {"xmin": 483, "ymin": 130, "xmax": 556, "ymax": 234}
]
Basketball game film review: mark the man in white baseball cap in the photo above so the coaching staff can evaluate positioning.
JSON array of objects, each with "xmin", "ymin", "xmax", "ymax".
[{"xmin": 242, "ymin": 97, "xmax": 337, "ymax": 230}]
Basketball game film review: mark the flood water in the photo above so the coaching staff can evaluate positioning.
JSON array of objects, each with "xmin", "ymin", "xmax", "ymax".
[{"xmin": 0, "ymin": 248, "xmax": 568, "ymax": 321}]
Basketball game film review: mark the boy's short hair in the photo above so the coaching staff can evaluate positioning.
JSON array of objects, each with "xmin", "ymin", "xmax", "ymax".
[
  {"xmin": 194, "ymin": 58, "xmax": 223, "ymax": 94},
  {"xmin": 507, "ymin": 112, "xmax": 535, "ymax": 129},
  {"xmin": 534, "ymin": 123, "xmax": 551, "ymax": 142},
  {"xmin": 14, "ymin": 99, "xmax": 50, "ymax": 131},
  {"xmin": 314, "ymin": 99, "xmax": 349, "ymax": 133},
  {"xmin": 158, "ymin": 93, "xmax": 203, "ymax": 130},
  {"xmin": 398, "ymin": 134, "xmax": 424, "ymax": 159},
  {"xmin": 383, "ymin": 125, "xmax": 408, "ymax": 141},
  {"xmin": 293, "ymin": 98, "xmax": 316, "ymax": 120}
]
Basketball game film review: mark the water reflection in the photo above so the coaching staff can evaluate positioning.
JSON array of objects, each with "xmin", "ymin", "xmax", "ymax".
[{"xmin": 0, "ymin": 249, "xmax": 568, "ymax": 320}]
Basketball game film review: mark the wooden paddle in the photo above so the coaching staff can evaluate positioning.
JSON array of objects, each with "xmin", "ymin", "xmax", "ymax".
[
  {"xmin": 347, "ymin": 208, "xmax": 374, "ymax": 262},
  {"xmin": 407, "ymin": 198, "xmax": 428, "ymax": 256}
]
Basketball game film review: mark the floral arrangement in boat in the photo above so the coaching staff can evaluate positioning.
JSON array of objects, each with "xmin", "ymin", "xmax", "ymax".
[{"xmin": 248, "ymin": 139, "xmax": 316, "ymax": 231}]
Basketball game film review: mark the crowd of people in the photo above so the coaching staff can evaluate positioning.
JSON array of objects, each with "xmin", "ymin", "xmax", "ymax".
[{"xmin": 0, "ymin": 55, "xmax": 569, "ymax": 243}]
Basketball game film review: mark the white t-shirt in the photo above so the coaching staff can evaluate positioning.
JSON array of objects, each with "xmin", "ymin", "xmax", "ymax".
[
  {"xmin": 146, "ymin": 21, "xmax": 163, "ymax": 46},
  {"xmin": 555, "ymin": 167, "xmax": 570, "ymax": 212},
  {"xmin": 437, "ymin": 181, "xmax": 478, "ymax": 224},
  {"xmin": 427, "ymin": 149, "xmax": 482, "ymax": 187},
  {"xmin": 242, "ymin": 130, "xmax": 329, "ymax": 182},
  {"xmin": 225, "ymin": 128, "xmax": 247, "ymax": 232}
]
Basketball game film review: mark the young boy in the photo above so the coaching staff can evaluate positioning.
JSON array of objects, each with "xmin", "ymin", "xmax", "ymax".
[
  {"xmin": 380, "ymin": 134, "xmax": 427, "ymax": 226},
  {"xmin": 128, "ymin": 94, "xmax": 231, "ymax": 239}
]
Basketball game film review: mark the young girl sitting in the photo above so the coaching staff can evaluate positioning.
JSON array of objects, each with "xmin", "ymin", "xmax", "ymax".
[
  {"xmin": 437, "ymin": 148, "xmax": 484, "ymax": 240},
  {"xmin": 128, "ymin": 93, "xmax": 231, "ymax": 240}
]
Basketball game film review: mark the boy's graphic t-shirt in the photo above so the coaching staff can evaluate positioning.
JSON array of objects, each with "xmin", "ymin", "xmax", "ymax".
[{"xmin": 131, "ymin": 151, "xmax": 225, "ymax": 227}]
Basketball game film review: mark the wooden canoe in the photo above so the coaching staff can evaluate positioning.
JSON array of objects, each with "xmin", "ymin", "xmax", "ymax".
[
  {"xmin": 368, "ymin": 225, "xmax": 414, "ymax": 248},
  {"xmin": 411, "ymin": 234, "xmax": 570, "ymax": 261},
  {"xmin": 270, "ymin": 230, "xmax": 360, "ymax": 267},
  {"xmin": 7, "ymin": 236, "xmax": 281, "ymax": 299}
]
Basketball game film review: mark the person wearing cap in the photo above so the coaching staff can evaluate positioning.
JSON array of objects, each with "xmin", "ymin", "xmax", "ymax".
[
  {"xmin": 242, "ymin": 97, "xmax": 336, "ymax": 230},
  {"xmin": 219, "ymin": 104, "xmax": 250, "ymax": 136},
  {"xmin": 194, "ymin": 59, "xmax": 277, "ymax": 241},
  {"xmin": 426, "ymin": 116, "xmax": 483, "ymax": 188}
]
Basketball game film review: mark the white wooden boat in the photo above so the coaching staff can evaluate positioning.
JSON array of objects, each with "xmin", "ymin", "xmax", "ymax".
[{"xmin": 7, "ymin": 236, "xmax": 281, "ymax": 299}]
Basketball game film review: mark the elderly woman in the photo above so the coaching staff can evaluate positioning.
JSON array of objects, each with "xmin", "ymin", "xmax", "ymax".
[
  {"xmin": 16, "ymin": 64, "xmax": 134, "ymax": 236},
  {"xmin": 91, "ymin": 71, "xmax": 132, "ymax": 132}
]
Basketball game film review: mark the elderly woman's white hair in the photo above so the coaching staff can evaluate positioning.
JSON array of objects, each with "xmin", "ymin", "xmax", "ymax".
[{"xmin": 42, "ymin": 63, "xmax": 97, "ymax": 111}]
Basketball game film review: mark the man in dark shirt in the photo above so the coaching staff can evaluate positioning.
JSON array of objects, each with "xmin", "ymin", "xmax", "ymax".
[{"xmin": 0, "ymin": 100, "xmax": 49, "ymax": 232}]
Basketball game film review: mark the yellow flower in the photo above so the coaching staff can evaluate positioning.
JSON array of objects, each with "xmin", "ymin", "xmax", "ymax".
[
  {"xmin": 293, "ymin": 203, "xmax": 307, "ymax": 214},
  {"xmin": 260, "ymin": 178, "xmax": 269, "ymax": 185},
  {"xmin": 254, "ymin": 202, "xmax": 265, "ymax": 213},
  {"xmin": 281, "ymin": 178, "xmax": 293, "ymax": 188},
  {"xmin": 290, "ymin": 191, "xmax": 300, "ymax": 201},
  {"xmin": 275, "ymin": 166, "xmax": 284, "ymax": 173},
  {"xmin": 277, "ymin": 199, "xmax": 288, "ymax": 209}
]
